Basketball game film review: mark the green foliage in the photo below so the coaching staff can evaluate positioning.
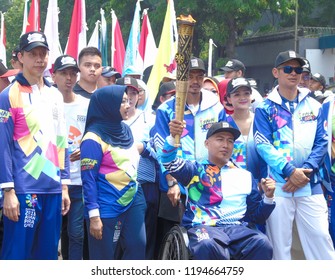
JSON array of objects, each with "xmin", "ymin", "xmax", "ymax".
[
  {"xmin": 2, "ymin": 0, "xmax": 25, "ymax": 64},
  {"xmin": 0, "ymin": 0, "xmax": 335, "ymax": 67}
]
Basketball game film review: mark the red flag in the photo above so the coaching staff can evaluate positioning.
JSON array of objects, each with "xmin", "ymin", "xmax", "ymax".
[
  {"xmin": 111, "ymin": 10, "xmax": 125, "ymax": 74},
  {"xmin": 26, "ymin": 0, "xmax": 40, "ymax": 33},
  {"xmin": 65, "ymin": 0, "xmax": 87, "ymax": 60}
]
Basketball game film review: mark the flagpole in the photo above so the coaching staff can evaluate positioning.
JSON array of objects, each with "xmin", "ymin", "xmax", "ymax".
[
  {"xmin": 0, "ymin": 11, "xmax": 6, "ymax": 66},
  {"xmin": 100, "ymin": 8, "xmax": 108, "ymax": 66},
  {"xmin": 208, "ymin": 38, "xmax": 217, "ymax": 77},
  {"xmin": 110, "ymin": 9, "xmax": 115, "ymax": 68}
]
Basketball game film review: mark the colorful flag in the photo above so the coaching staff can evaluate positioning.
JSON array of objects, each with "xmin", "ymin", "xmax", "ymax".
[
  {"xmin": 44, "ymin": 0, "xmax": 63, "ymax": 74},
  {"xmin": 122, "ymin": 0, "xmax": 141, "ymax": 76},
  {"xmin": 65, "ymin": 0, "xmax": 87, "ymax": 60},
  {"xmin": 147, "ymin": 0, "xmax": 178, "ymax": 103},
  {"xmin": 87, "ymin": 20, "xmax": 100, "ymax": 49},
  {"xmin": 138, "ymin": 9, "xmax": 157, "ymax": 73},
  {"xmin": 26, "ymin": 0, "xmax": 40, "ymax": 33},
  {"xmin": 100, "ymin": 8, "xmax": 108, "ymax": 66},
  {"xmin": 111, "ymin": 9, "xmax": 125, "ymax": 74},
  {"xmin": 0, "ymin": 12, "xmax": 6, "ymax": 66}
]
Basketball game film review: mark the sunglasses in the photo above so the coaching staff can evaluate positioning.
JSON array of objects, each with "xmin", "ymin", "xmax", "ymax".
[{"xmin": 277, "ymin": 66, "xmax": 303, "ymax": 74}]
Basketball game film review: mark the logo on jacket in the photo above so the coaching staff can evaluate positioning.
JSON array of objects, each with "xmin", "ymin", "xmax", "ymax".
[
  {"xmin": 0, "ymin": 109, "xmax": 11, "ymax": 123},
  {"xmin": 298, "ymin": 111, "xmax": 316, "ymax": 123},
  {"xmin": 199, "ymin": 117, "xmax": 216, "ymax": 132},
  {"xmin": 81, "ymin": 158, "xmax": 98, "ymax": 170}
]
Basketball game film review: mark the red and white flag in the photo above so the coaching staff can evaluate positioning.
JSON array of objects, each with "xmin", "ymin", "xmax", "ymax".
[
  {"xmin": 0, "ymin": 12, "xmax": 6, "ymax": 66},
  {"xmin": 111, "ymin": 9, "xmax": 125, "ymax": 74},
  {"xmin": 138, "ymin": 9, "xmax": 157, "ymax": 73},
  {"xmin": 65, "ymin": 0, "xmax": 87, "ymax": 60},
  {"xmin": 44, "ymin": 0, "xmax": 63, "ymax": 73},
  {"xmin": 25, "ymin": 0, "xmax": 40, "ymax": 33}
]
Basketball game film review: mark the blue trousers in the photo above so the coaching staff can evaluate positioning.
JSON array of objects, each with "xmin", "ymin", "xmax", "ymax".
[
  {"xmin": 1, "ymin": 193, "xmax": 62, "ymax": 260},
  {"xmin": 66, "ymin": 185, "xmax": 84, "ymax": 260},
  {"xmin": 325, "ymin": 190, "xmax": 335, "ymax": 243},
  {"xmin": 141, "ymin": 182, "xmax": 160, "ymax": 259},
  {"xmin": 187, "ymin": 224, "xmax": 273, "ymax": 260},
  {"xmin": 87, "ymin": 187, "xmax": 147, "ymax": 260}
]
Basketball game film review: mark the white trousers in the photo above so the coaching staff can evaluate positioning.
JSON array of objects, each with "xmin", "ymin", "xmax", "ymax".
[{"xmin": 266, "ymin": 194, "xmax": 335, "ymax": 260}]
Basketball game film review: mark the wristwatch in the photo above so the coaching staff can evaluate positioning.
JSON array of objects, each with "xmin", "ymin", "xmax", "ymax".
[
  {"xmin": 2, "ymin": 187, "xmax": 14, "ymax": 192},
  {"xmin": 167, "ymin": 180, "xmax": 178, "ymax": 188}
]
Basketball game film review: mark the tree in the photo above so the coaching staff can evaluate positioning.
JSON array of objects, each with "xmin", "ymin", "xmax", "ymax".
[
  {"xmin": 1, "ymin": 0, "xmax": 335, "ymax": 67},
  {"xmin": 2, "ymin": 0, "xmax": 25, "ymax": 62}
]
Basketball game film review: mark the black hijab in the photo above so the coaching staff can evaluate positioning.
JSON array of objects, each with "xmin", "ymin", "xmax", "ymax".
[{"xmin": 84, "ymin": 85, "xmax": 134, "ymax": 149}]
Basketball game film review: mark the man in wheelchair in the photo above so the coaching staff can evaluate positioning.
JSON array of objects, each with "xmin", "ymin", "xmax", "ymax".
[{"xmin": 161, "ymin": 120, "xmax": 276, "ymax": 260}]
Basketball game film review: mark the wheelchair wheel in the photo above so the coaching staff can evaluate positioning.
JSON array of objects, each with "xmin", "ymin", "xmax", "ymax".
[{"xmin": 159, "ymin": 225, "xmax": 190, "ymax": 260}]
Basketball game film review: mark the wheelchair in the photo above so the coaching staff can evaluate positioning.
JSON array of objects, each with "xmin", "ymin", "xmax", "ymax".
[
  {"xmin": 158, "ymin": 222, "xmax": 264, "ymax": 260},
  {"xmin": 158, "ymin": 224, "xmax": 190, "ymax": 260}
]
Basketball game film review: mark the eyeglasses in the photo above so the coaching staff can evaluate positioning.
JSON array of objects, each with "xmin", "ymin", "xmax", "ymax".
[
  {"xmin": 302, "ymin": 75, "xmax": 311, "ymax": 81},
  {"xmin": 277, "ymin": 66, "xmax": 303, "ymax": 74}
]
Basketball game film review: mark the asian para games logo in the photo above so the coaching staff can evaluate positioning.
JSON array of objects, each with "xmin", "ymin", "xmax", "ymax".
[
  {"xmin": 195, "ymin": 227, "xmax": 210, "ymax": 242},
  {"xmin": 25, "ymin": 194, "xmax": 38, "ymax": 208},
  {"xmin": 298, "ymin": 111, "xmax": 317, "ymax": 123},
  {"xmin": 81, "ymin": 158, "xmax": 98, "ymax": 171},
  {"xmin": 0, "ymin": 109, "xmax": 11, "ymax": 123},
  {"xmin": 199, "ymin": 117, "xmax": 216, "ymax": 132}
]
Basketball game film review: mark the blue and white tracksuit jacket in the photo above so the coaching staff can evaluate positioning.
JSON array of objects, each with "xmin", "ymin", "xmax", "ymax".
[
  {"xmin": 154, "ymin": 91, "xmax": 226, "ymax": 192},
  {"xmin": 253, "ymin": 86, "xmax": 328, "ymax": 197},
  {"xmin": 321, "ymin": 94, "xmax": 335, "ymax": 242},
  {"xmin": 160, "ymin": 137, "xmax": 275, "ymax": 229}
]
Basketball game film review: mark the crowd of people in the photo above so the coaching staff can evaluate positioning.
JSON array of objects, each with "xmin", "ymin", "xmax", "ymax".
[{"xmin": 0, "ymin": 31, "xmax": 334, "ymax": 260}]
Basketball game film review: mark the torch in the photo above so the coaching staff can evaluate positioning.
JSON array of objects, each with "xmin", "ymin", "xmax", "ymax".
[{"xmin": 174, "ymin": 14, "xmax": 196, "ymax": 146}]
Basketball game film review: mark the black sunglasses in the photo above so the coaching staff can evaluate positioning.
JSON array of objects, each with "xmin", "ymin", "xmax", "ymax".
[{"xmin": 277, "ymin": 66, "xmax": 303, "ymax": 74}]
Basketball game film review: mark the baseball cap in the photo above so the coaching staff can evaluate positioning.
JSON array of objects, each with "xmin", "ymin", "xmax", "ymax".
[
  {"xmin": 206, "ymin": 121, "xmax": 241, "ymax": 140},
  {"xmin": 53, "ymin": 55, "xmax": 79, "ymax": 72},
  {"xmin": 274, "ymin": 50, "xmax": 305, "ymax": 68},
  {"xmin": 220, "ymin": 59, "xmax": 246, "ymax": 73},
  {"xmin": 19, "ymin": 31, "xmax": 49, "ymax": 52},
  {"xmin": 247, "ymin": 78, "xmax": 257, "ymax": 88},
  {"xmin": 301, "ymin": 58, "xmax": 311, "ymax": 73},
  {"xmin": 159, "ymin": 81, "xmax": 176, "ymax": 96},
  {"xmin": 101, "ymin": 66, "xmax": 121, "ymax": 79},
  {"xmin": 123, "ymin": 65, "xmax": 142, "ymax": 77},
  {"xmin": 11, "ymin": 46, "xmax": 20, "ymax": 61},
  {"xmin": 189, "ymin": 57, "xmax": 206, "ymax": 73},
  {"xmin": 226, "ymin": 77, "xmax": 251, "ymax": 95},
  {"xmin": 152, "ymin": 81, "xmax": 176, "ymax": 111},
  {"xmin": 116, "ymin": 76, "xmax": 139, "ymax": 92},
  {"xmin": 311, "ymin": 73, "xmax": 326, "ymax": 89},
  {"xmin": 0, "ymin": 61, "xmax": 20, "ymax": 78}
]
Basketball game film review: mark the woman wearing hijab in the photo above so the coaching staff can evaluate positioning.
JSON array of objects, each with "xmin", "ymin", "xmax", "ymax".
[{"xmin": 80, "ymin": 85, "xmax": 147, "ymax": 260}]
